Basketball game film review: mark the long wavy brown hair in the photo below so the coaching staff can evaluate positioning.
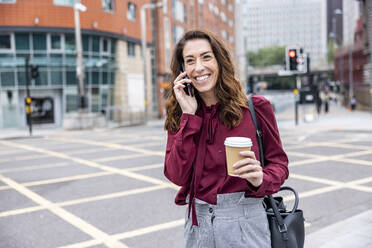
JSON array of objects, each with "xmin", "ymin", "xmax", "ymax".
[{"xmin": 164, "ymin": 29, "xmax": 248, "ymax": 132}]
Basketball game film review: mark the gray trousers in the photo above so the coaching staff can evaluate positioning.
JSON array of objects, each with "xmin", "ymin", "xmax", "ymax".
[{"xmin": 184, "ymin": 192, "xmax": 271, "ymax": 248}]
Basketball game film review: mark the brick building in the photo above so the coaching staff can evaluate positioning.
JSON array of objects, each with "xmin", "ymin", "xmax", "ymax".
[
  {"xmin": 0, "ymin": 0, "xmax": 153, "ymax": 128},
  {"xmin": 154, "ymin": 0, "xmax": 236, "ymax": 117}
]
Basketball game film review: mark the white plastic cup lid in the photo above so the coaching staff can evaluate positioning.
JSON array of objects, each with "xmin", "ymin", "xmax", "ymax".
[{"xmin": 224, "ymin": 137, "xmax": 252, "ymax": 147}]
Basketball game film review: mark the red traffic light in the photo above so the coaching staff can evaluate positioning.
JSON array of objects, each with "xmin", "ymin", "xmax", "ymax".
[{"xmin": 288, "ymin": 50, "xmax": 296, "ymax": 58}]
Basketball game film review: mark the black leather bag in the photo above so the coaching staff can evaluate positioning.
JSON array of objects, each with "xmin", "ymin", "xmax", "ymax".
[
  {"xmin": 248, "ymin": 96, "xmax": 305, "ymax": 248},
  {"xmin": 264, "ymin": 187, "xmax": 305, "ymax": 248}
]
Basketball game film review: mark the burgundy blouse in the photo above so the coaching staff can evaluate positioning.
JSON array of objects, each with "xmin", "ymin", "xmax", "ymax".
[{"xmin": 164, "ymin": 95, "xmax": 289, "ymax": 226}]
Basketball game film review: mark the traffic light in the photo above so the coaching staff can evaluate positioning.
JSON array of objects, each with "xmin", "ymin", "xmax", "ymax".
[
  {"xmin": 25, "ymin": 97, "xmax": 33, "ymax": 114},
  {"xmin": 31, "ymin": 65, "xmax": 39, "ymax": 79},
  {"xmin": 288, "ymin": 49, "xmax": 298, "ymax": 71}
]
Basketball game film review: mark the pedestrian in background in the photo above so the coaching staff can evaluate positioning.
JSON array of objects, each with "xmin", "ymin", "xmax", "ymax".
[
  {"xmin": 163, "ymin": 29, "xmax": 289, "ymax": 248},
  {"xmin": 324, "ymin": 92, "xmax": 329, "ymax": 113},
  {"xmin": 350, "ymin": 95, "xmax": 357, "ymax": 111},
  {"xmin": 316, "ymin": 91, "xmax": 322, "ymax": 114}
]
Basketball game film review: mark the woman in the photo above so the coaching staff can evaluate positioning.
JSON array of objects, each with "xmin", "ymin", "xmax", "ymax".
[{"xmin": 164, "ymin": 29, "xmax": 288, "ymax": 248}]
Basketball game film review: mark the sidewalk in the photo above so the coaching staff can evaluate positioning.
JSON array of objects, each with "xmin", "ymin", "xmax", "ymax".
[
  {"xmin": 305, "ymin": 209, "xmax": 372, "ymax": 248},
  {"xmin": 276, "ymin": 103, "xmax": 372, "ymax": 133},
  {"xmin": 276, "ymin": 104, "xmax": 372, "ymax": 247}
]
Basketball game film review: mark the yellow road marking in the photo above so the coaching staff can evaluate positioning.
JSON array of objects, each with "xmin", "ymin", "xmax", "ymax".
[
  {"xmin": 290, "ymin": 150, "xmax": 372, "ymax": 167},
  {"xmin": 0, "ymin": 140, "xmax": 177, "ymax": 192},
  {"xmin": 0, "ymin": 154, "xmax": 50, "ymax": 163},
  {"xmin": 47, "ymin": 137, "xmax": 164, "ymax": 156},
  {"xmin": 130, "ymin": 141, "xmax": 164, "ymax": 148},
  {"xmin": 0, "ymin": 185, "xmax": 168, "ymax": 218},
  {"xmin": 0, "ymin": 162, "xmax": 69, "ymax": 174},
  {"xmin": 125, "ymin": 163, "xmax": 164, "ymax": 172},
  {"xmin": 0, "ymin": 175, "xmax": 128, "ymax": 248},
  {"xmin": 96, "ymin": 153, "xmax": 147, "ymax": 162},
  {"xmin": 334, "ymin": 157, "xmax": 372, "ymax": 167},
  {"xmin": 59, "ymin": 219, "xmax": 184, "ymax": 248},
  {"xmin": 23, "ymin": 171, "xmax": 113, "ymax": 187},
  {"xmin": 66, "ymin": 147, "xmax": 114, "ymax": 155}
]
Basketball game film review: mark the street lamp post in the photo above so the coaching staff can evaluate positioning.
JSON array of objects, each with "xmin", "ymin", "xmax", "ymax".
[
  {"xmin": 141, "ymin": 1, "xmax": 165, "ymax": 124},
  {"xmin": 74, "ymin": 1, "xmax": 87, "ymax": 113},
  {"xmin": 331, "ymin": 9, "xmax": 342, "ymax": 47}
]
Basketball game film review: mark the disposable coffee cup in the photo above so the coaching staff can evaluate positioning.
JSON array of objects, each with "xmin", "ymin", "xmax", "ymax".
[{"xmin": 224, "ymin": 137, "xmax": 252, "ymax": 177}]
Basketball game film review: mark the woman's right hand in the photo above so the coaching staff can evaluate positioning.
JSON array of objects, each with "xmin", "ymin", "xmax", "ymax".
[{"xmin": 173, "ymin": 71, "xmax": 197, "ymax": 115}]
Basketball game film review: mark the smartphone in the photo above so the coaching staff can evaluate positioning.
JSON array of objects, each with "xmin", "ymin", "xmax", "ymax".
[{"xmin": 181, "ymin": 62, "xmax": 194, "ymax": 97}]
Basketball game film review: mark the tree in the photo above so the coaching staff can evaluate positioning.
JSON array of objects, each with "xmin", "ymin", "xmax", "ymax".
[
  {"xmin": 247, "ymin": 45, "xmax": 286, "ymax": 68},
  {"xmin": 327, "ymin": 38, "xmax": 336, "ymax": 65}
]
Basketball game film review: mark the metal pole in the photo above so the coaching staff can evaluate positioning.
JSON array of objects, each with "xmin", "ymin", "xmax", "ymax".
[
  {"xmin": 141, "ymin": 6, "xmax": 148, "ymax": 123},
  {"xmin": 74, "ymin": 1, "xmax": 87, "ymax": 112},
  {"xmin": 141, "ymin": 1, "xmax": 164, "ymax": 124},
  {"xmin": 349, "ymin": 47, "xmax": 353, "ymax": 101},
  {"xmin": 25, "ymin": 55, "xmax": 32, "ymax": 136},
  {"xmin": 369, "ymin": 0, "xmax": 372, "ymax": 112}
]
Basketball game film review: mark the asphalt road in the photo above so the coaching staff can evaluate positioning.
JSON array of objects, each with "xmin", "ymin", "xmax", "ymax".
[{"xmin": 1, "ymin": 121, "xmax": 372, "ymax": 248}]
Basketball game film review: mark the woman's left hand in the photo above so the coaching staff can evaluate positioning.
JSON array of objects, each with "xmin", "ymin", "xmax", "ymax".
[{"xmin": 232, "ymin": 150, "xmax": 263, "ymax": 187}]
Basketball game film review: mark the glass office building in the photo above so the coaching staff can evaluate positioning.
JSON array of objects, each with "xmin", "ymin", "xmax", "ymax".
[{"xmin": 0, "ymin": 31, "xmax": 117, "ymax": 128}]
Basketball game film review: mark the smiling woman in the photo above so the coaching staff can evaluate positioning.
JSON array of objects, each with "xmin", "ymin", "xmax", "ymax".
[{"xmin": 163, "ymin": 29, "xmax": 289, "ymax": 248}]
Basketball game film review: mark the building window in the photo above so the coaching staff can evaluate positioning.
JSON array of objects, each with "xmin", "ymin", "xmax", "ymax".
[
  {"xmin": 127, "ymin": 42, "xmax": 135, "ymax": 57},
  {"xmin": 127, "ymin": 2, "xmax": 137, "ymax": 21},
  {"xmin": 101, "ymin": 38, "xmax": 110, "ymax": 55},
  {"xmin": 92, "ymin": 36, "xmax": 100, "ymax": 52},
  {"xmin": 15, "ymin": 33, "xmax": 30, "ymax": 51},
  {"xmin": 172, "ymin": 0, "xmax": 186, "ymax": 23},
  {"xmin": 64, "ymin": 34, "xmax": 75, "ymax": 51},
  {"xmin": 32, "ymin": 33, "xmax": 47, "ymax": 51},
  {"xmin": 172, "ymin": 24, "xmax": 184, "ymax": 44},
  {"xmin": 0, "ymin": 34, "xmax": 11, "ymax": 51},
  {"xmin": 102, "ymin": 0, "xmax": 114, "ymax": 12},
  {"xmin": 53, "ymin": 0, "xmax": 74, "ymax": 6},
  {"xmin": 0, "ymin": 0, "xmax": 16, "ymax": 3},
  {"xmin": 50, "ymin": 34, "xmax": 62, "ymax": 50}
]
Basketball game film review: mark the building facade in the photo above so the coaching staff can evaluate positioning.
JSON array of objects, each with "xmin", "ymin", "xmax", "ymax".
[
  {"xmin": 342, "ymin": 0, "xmax": 361, "ymax": 46},
  {"xmin": 327, "ymin": 0, "xmax": 343, "ymax": 46},
  {"xmin": 0, "ymin": 0, "xmax": 153, "ymax": 128},
  {"xmin": 242, "ymin": 0, "xmax": 328, "ymax": 68},
  {"xmin": 154, "ymin": 0, "xmax": 236, "ymax": 117}
]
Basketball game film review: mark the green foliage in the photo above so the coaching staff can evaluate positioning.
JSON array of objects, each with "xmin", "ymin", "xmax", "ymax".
[
  {"xmin": 247, "ymin": 45, "xmax": 286, "ymax": 68},
  {"xmin": 327, "ymin": 39, "xmax": 335, "ymax": 65}
]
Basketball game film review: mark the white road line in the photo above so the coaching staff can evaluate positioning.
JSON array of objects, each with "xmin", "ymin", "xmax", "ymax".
[
  {"xmin": 290, "ymin": 149, "xmax": 372, "ymax": 167},
  {"xmin": 0, "ymin": 185, "xmax": 168, "ymax": 218},
  {"xmin": 115, "ymin": 218, "xmax": 184, "ymax": 239},
  {"xmin": 59, "ymin": 219, "xmax": 184, "ymax": 248},
  {"xmin": 0, "ymin": 162, "xmax": 69, "ymax": 173},
  {"xmin": 0, "ymin": 175, "xmax": 128, "ymax": 248},
  {"xmin": 125, "ymin": 163, "xmax": 164, "ymax": 172},
  {"xmin": 0, "ymin": 154, "xmax": 50, "ymax": 163},
  {"xmin": 96, "ymin": 153, "xmax": 147, "ymax": 162},
  {"xmin": 47, "ymin": 137, "xmax": 164, "ymax": 156},
  {"xmin": 0, "ymin": 206, "xmax": 45, "ymax": 218},
  {"xmin": 0, "ymin": 140, "xmax": 177, "ymax": 190},
  {"xmin": 334, "ymin": 157, "xmax": 372, "ymax": 167},
  {"xmin": 59, "ymin": 184, "xmax": 168, "ymax": 207},
  {"xmin": 23, "ymin": 171, "xmax": 113, "ymax": 187}
]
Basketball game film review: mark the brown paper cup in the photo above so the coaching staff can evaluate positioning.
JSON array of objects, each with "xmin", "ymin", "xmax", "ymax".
[{"xmin": 224, "ymin": 137, "xmax": 252, "ymax": 177}]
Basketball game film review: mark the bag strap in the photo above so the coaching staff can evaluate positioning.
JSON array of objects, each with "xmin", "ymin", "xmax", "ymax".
[
  {"xmin": 247, "ymin": 95, "xmax": 264, "ymax": 167},
  {"xmin": 247, "ymin": 95, "xmax": 289, "ymax": 242}
]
